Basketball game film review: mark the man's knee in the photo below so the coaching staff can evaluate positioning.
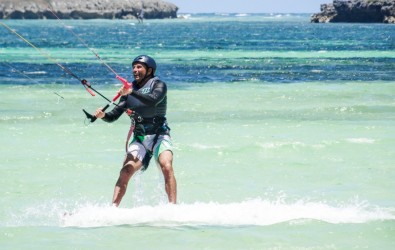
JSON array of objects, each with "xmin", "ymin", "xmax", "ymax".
[
  {"xmin": 162, "ymin": 161, "xmax": 173, "ymax": 171},
  {"xmin": 160, "ymin": 160, "xmax": 174, "ymax": 180},
  {"xmin": 159, "ymin": 151, "xmax": 173, "ymax": 174},
  {"xmin": 119, "ymin": 155, "xmax": 141, "ymax": 179}
]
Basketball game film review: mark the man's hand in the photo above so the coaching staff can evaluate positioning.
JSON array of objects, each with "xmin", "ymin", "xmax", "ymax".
[
  {"xmin": 94, "ymin": 107, "xmax": 106, "ymax": 119},
  {"xmin": 118, "ymin": 86, "xmax": 132, "ymax": 96},
  {"xmin": 116, "ymin": 76, "xmax": 132, "ymax": 96}
]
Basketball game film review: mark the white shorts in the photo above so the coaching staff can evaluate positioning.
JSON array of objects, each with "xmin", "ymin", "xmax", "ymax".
[{"xmin": 127, "ymin": 134, "xmax": 173, "ymax": 163}]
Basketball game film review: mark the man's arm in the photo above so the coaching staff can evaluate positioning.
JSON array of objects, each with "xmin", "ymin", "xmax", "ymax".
[{"xmin": 100, "ymin": 96, "xmax": 127, "ymax": 123}]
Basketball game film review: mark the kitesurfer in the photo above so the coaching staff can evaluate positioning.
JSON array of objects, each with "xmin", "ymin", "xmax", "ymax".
[
  {"xmin": 137, "ymin": 8, "xmax": 144, "ymax": 23},
  {"xmin": 94, "ymin": 55, "xmax": 177, "ymax": 206}
]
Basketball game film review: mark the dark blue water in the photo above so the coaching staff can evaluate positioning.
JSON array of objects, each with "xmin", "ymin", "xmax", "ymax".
[{"xmin": 1, "ymin": 14, "xmax": 395, "ymax": 85}]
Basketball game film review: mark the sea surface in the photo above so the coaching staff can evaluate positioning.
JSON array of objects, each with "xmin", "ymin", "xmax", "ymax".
[{"xmin": 1, "ymin": 13, "xmax": 394, "ymax": 249}]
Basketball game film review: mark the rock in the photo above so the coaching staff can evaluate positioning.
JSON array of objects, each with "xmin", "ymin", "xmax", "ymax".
[
  {"xmin": 0, "ymin": 0, "xmax": 178, "ymax": 19},
  {"xmin": 311, "ymin": 0, "xmax": 395, "ymax": 23}
]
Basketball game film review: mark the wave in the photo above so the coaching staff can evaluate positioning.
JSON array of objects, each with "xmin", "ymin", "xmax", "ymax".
[
  {"xmin": 23, "ymin": 71, "xmax": 48, "ymax": 75},
  {"xmin": 4, "ymin": 198, "xmax": 393, "ymax": 228},
  {"xmin": 346, "ymin": 138, "xmax": 376, "ymax": 144},
  {"xmin": 58, "ymin": 199, "xmax": 394, "ymax": 228},
  {"xmin": 235, "ymin": 13, "xmax": 249, "ymax": 17},
  {"xmin": 0, "ymin": 113, "xmax": 52, "ymax": 121}
]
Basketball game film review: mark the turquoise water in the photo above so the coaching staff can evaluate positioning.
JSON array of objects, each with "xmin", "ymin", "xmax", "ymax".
[{"xmin": 1, "ymin": 14, "xmax": 395, "ymax": 249}]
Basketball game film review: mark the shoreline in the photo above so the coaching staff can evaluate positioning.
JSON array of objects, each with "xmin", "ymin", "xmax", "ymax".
[{"xmin": 0, "ymin": 0, "xmax": 178, "ymax": 19}]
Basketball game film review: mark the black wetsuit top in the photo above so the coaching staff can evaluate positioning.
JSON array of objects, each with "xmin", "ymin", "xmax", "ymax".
[{"xmin": 102, "ymin": 76, "xmax": 168, "ymax": 135}]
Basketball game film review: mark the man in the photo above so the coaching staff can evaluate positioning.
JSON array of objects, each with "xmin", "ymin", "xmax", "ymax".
[
  {"xmin": 94, "ymin": 55, "xmax": 177, "ymax": 207},
  {"xmin": 137, "ymin": 8, "xmax": 144, "ymax": 23}
]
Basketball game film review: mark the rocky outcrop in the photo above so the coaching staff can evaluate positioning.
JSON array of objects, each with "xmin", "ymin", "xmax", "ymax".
[
  {"xmin": 0, "ymin": 0, "xmax": 178, "ymax": 19},
  {"xmin": 311, "ymin": 0, "xmax": 395, "ymax": 23}
]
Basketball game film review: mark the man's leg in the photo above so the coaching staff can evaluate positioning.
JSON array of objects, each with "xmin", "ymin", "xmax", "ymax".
[
  {"xmin": 112, "ymin": 154, "xmax": 142, "ymax": 207},
  {"xmin": 158, "ymin": 150, "xmax": 177, "ymax": 203}
]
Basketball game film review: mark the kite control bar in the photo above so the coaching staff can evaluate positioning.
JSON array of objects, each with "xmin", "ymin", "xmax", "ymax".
[{"xmin": 83, "ymin": 76, "xmax": 132, "ymax": 123}]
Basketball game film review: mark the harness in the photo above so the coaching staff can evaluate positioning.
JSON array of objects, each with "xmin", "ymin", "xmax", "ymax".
[{"xmin": 125, "ymin": 111, "xmax": 169, "ymax": 171}]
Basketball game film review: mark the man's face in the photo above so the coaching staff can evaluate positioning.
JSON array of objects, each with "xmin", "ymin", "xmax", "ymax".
[{"xmin": 132, "ymin": 62, "xmax": 149, "ymax": 83}]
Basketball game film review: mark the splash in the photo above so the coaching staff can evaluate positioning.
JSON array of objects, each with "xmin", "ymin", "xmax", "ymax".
[{"xmin": 61, "ymin": 199, "xmax": 395, "ymax": 228}]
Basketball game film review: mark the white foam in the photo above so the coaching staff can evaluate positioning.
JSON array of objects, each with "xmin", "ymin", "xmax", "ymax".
[
  {"xmin": 235, "ymin": 13, "xmax": 249, "ymax": 17},
  {"xmin": 24, "ymin": 71, "xmax": 47, "ymax": 75},
  {"xmin": 190, "ymin": 143, "xmax": 224, "ymax": 150},
  {"xmin": 61, "ymin": 199, "xmax": 395, "ymax": 228},
  {"xmin": 258, "ymin": 141, "xmax": 305, "ymax": 149},
  {"xmin": 346, "ymin": 138, "xmax": 376, "ymax": 144}
]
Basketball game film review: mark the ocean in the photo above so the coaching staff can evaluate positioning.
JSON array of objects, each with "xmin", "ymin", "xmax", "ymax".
[{"xmin": 1, "ymin": 13, "xmax": 394, "ymax": 249}]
